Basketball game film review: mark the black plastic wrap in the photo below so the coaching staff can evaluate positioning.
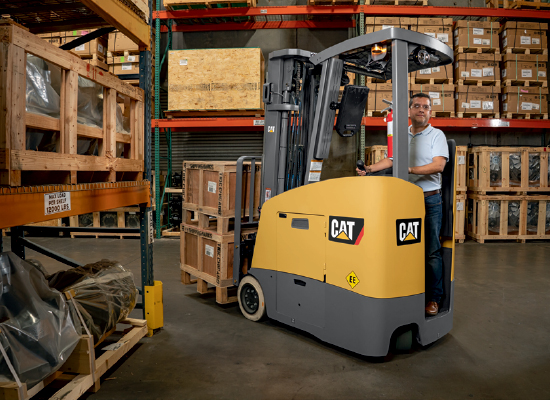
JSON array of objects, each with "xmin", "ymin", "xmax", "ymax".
[
  {"xmin": 0, "ymin": 253, "xmax": 81, "ymax": 388},
  {"xmin": 47, "ymin": 261, "xmax": 138, "ymax": 343}
]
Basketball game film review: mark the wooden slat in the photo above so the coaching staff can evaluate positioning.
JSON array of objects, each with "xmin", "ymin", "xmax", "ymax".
[
  {"xmin": 0, "ymin": 149, "xmax": 7, "ymax": 169},
  {"xmin": 77, "ymin": 124, "xmax": 103, "ymax": 140},
  {"xmin": 65, "ymin": 70, "xmax": 78, "ymax": 155},
  {"xmin": 116, "ymin": 132, "xmax": 132, "ymax": 144},
  {"xmin": 26, "ymin": 112, "xmax": 60, "ymax": 131},
  {"xmin": 10, "ymin": 150, "xmax": 143, "ymax": 172}
]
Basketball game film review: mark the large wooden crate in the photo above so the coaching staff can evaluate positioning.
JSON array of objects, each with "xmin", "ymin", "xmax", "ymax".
[
  {"xmin": 167, "ymin": 48, "xmax": 264, "ymax": 113},
  {"xmin": 467, "ymin": 194, "xmax": 550, "ymax": 242},
  {"xmin": 180, "ymin": 222, "xmax": 256, "ymax": 289},
  {"xmin": 69, "ymin": 207, "xmax": 140, "ymax": 238},
  {"xmin": 0, "ymin": 21, "xmax": 145, "ymax": 187},
  {"xmin": 456, "ymin": 145, "xmax": 468, "ymax": 193},
  {"xmin": 467, "ymin": 146, "xmax": 550, "ymax": 193},
  {"xmin": 455, "ymin": 193, "xmax": 467, "ymax": 242},
  {"xmin": 182, "ymin": 161, "xmax": 261, "ymax": 218}
]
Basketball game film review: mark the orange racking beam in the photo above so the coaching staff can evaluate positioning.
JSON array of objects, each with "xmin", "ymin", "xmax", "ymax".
[
  {"xmin": 162, "ymin": 20, "xmax": 355, "ymax": 32},
  {"xmin": 0, "ymin": 181, "xmax": 150, "ymax": 230}
]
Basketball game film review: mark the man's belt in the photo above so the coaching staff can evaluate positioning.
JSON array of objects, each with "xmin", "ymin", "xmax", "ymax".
[{"xmin": 424, "ymin": 189, "xmax": 441, "ymax": 197}]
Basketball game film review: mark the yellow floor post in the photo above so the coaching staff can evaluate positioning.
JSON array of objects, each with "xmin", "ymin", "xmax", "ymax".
[{"xmin": 144, "ymin": 280, "xmax": 164, "ymax": 336}]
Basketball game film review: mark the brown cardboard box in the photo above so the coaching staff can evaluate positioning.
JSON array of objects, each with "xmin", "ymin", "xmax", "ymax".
[
  {"xmin": 109, "ymin": 31, "xmax": 140, "ymax": 53},
  {"xmin": 502, "ymin": 86, "xmax": 548, "ymax": 115},
  {"xmin": 64, "ymin": 36, "xmax": 108, "ymax": 58},
  {"xmin": 454, "ymin": 53, "xmax": 501, "ymax": 83},
  {"xmin": 409, "ymin": 18, "xmax": 453, "ymax": 49},
  {"xmin": 502, "ymin": 53, "xmax": 548, "ymax": 83},
  {"xmin": 108, "ymin": 54, "xmax": 139, "ymax": 64},
  {"xmin": 365, "ymin": 17, "xmax": 410, "ymax": 33},
  {"xmin": 366, "ymin": 83, "xmax": 393, "ymax": 114},
  {"xmin": 411, "ymin": 84, "xmax": 455, "ymax": 114},
  {"xmin": 453, "ymin": 21, "xmax": 499, "ymax": 50},
  {"xmin": 410, "ymin": 64, "xmax": 453, "ymax": 83},
  {"xmin": 500, "ymin": 21, "xmax": 548, "ymax": 51},
  {"xmin": 110, "ymin": 63, "xmax": 140, "ymax": 75},
  {"xmin": 455, "ymin": 85, "xmax": 500, "ymax": 114}
]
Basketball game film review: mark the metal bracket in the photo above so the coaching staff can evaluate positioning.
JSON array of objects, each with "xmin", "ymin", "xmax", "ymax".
[{"xmin": 59, "ymin": 27, "xmax": 115, "ymax": 51}]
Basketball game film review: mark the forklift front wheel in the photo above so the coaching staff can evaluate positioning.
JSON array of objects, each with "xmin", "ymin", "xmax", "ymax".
[{"xmin": 238, "ymin": 276, "xmax": 266, "ymax": 322}]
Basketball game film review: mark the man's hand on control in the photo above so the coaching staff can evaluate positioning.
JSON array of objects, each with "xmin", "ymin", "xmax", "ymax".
[{"xmin": 356, "ymin": 166, "xmax": 371, "ymax": 176}]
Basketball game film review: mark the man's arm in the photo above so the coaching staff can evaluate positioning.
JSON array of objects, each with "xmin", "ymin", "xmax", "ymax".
[
  {"xmin": 408, "ymin": 156, "xmax": 446, "ymax": 175},
  {"xmin": 356, "ymin": 157, "xmax": 393, "ymax": 176}
]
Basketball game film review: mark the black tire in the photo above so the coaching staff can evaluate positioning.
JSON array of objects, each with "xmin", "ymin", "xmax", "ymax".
[
  {"xmin": 395, "ymin": 329, "xmax": 413, "ymax": 352},
  {"xmin": 238, "ymin": 275, "xmax": 266, "ymax": 322}
]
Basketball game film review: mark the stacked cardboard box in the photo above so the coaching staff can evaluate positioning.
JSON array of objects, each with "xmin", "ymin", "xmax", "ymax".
[
  {"xmin": 365, "ymin": 17, "xmax": 410, "ymax": 33},
  {"xmin": 453, "ymin": 21, "xmax": 500, "ymax": 53},
  {"xmin": 107, "ymin": 31, "xmax": 141, "ymax": 81},
  {"xmin": 500, "ymin": 21, "xmax": 548, "ymax": 54}
]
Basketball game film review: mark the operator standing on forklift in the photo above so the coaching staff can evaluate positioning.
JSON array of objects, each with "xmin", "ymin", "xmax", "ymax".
[{"xmin": 356, "ymin": 92, "xmax": 449, "ymax": 316}]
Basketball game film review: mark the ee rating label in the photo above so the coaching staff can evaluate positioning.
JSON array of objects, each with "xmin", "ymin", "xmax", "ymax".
[
  {"xmin": 346, "ymin": 271, "xmax": 360, "ymax": 289},
  {"xmin": 44, "ymin": 192, "xmax": 71, "ymax": 215}
]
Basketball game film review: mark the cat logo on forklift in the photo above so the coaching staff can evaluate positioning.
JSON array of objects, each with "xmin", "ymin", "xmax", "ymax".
[
  {"xmin": 328, "ymin": 216, "xmax": 364, "ymax": 245},
  {"xmin": 396, "ymin": 218, "xmax": 422, "ymax": 246}
]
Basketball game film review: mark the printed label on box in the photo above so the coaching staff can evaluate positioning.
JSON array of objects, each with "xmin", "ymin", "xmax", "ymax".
[
  {"xmin": 533, "ymin": 103, "xmax": 540, "ymax": 110},
  {"xmin": 75, "ymin": 44, "xmax": 85, "ymax": 51},
  {"xmin": 437, "ymin": 33, "xmax": 449, "ymax": 43},
  {"xmin": 521, "ymin": 102, "xmax": 533, "ymax": 111},
  {"xmin": 121, "ymin": 63, "xmax": 132, "ymax": 71},
  {"xmin": 483, "ymin": 67, "xmax": 494, "ymax": 77},
  {"xmin": 470, "ymin": 100, "xmax": 481, "ymax": 109},
  {"xmin": 432, "ymin": 66, "xmax": 440, "ymax": 73},
  {"xmin": 462, "ymin": 102, "xmax": 470, "ymax": 109},
  {"xmin": 473, "ymin": 38, "xmax": 482, "ymax": 45},
  {"xmin": 503, "ymin": 103, "xmax": 508, "ymax": 112},
  {"xmin": 502, "ymin": 94, "xmax": 507, "ymax": 101},
  {"xmin": 179, "ymin": 59, "xmax": 188, "ymax": 66},
  {"xmin": 482, "ymin": 101, "xmax": 493, "ymax": 110},
  {"xmin": 503, "ymin": 38, "xmax": 508, "ymax": 47},
  {"xmin": 522, "ymin": 69, "xmax": 533, "ymax": 78},
  {"xmin": 429, "ymin": 92, "xmax": 440, "ymax": 99},
  {"xmin": 532, "ymin": 38, "xmax": 540, "ymax": 45},
  {"xmin": 98, "ymin": 43, "xmax": 104, "ymax": 54},
  {"xmin": 458, "ymin": 155, "xmax": 466, "ymax": 165},
  {"xmin": 539, "ymin": 71, "xmax": 546, "ymax": 77},
  {"xmin": 482, "ymin": 39, "xmax": 490, "ymax": 46},
  {"xmin": 473, "ymin": 28, "xmax": 484, "ymax": 35},
  {"xmin": 433, "ymin": 99, "xmax": 441, "ymax": 106},
  {"xmin": 425, "ymin": 32, "xmax": 436, "ymax": 38},
  {"xmin": 471, "ymin": 69, "xmax": 482, "ymax": 78},
  {"xmin": 502, "ymin": 30, "xmax": 507, "ymax": 38},
  {"xmin": 457, "ymin": 202, "xmax": 464, "ymax": 211},
  {"xmin": 521, "ymin": 36, "xmax": 531, "ymax": 45},
  {"xmin": 205, "ymin": 244, "xmax": 214, "ymax": 258},
  {"xmin": 461, "ymin": 71, "xmax": 470, "ymax": 78},
  {"xmin": 127, "ymin": 55, "xmax": 136, "ymax": 62},
  {"xmin": 419, "ymin": 68, "xmax": 431, "ymax": 75},
  {"xmin": 502, "ymin": 69, "xmax": 507, "ymax": 78},
  {"xmin": 207, "ymin": 181, "xmax": 217, "ymax": 193},
  {"xmin": 454, "ymin": 36, "xmax": 459, "ymax": 46}
]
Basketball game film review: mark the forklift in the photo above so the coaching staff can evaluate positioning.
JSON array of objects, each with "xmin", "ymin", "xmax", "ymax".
[{"xmin": 232, "ymin": 29, "xmax": 457, "ymax": 357}]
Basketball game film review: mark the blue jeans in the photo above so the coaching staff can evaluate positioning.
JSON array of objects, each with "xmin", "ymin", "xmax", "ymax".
[{"xmin": 425, "ymin": 193, "xmax": 443, "ymax": 303}]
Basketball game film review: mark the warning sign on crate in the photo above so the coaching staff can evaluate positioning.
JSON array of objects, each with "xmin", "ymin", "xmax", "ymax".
[{"xmin": 44, "ymin": 192, "xmax": 71, "ymax": 215}]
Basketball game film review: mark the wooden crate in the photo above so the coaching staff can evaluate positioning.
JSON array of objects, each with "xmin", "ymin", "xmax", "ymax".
[
  {"xmin": 167, "ymin": 48, "xmax": 264, "ymax": 112},
  {"xmin": 365, "ymin": 145, "xmax": 388, "ymax": 166},
  {"xmin": 467, "ymin": 194, "xmax": 550, "ymax": 242},
  {"xmin": 180, "ymin": 222, "xmax": 256, "ymax": 289},
  {"xmin": 0, "ymin": 21, "xmax": 144, "ymax": 187},
  {"xmin": 455, "ymin": 193, "xmax": 467, "ymax": 243},
  {"xmin": 0, "ymin": 318, "xmax": 147, "ymax": 400},
  {"xmin": 467, "ymin": 147, "xmax": 550, "ymax": 193},
  {"xmin": 69, "ymin": 207, "xmax": 140, "ymax": 238},
  {"xmin": 182, "ymin": 161, "xmax": 261, "ymax": 218},
  {"xmin": 456, "ymin": 145, "xmax": 468, "ymax": 193}
]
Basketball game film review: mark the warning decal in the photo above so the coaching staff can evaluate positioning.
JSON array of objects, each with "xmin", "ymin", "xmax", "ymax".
[{"xmin": 346, "ymin": 271, "xmax": 360, "ymax": 289}]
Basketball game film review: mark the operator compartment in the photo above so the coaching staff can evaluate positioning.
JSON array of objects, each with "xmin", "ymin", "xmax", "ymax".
[{"xmin": 251, "ymin": 176, "xmax": 426, "ymax": 299}]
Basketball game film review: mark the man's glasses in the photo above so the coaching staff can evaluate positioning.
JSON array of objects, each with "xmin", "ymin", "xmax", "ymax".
[{"xmin": 411, "ymin": 104, "xmax": 431, "ymax": 110}]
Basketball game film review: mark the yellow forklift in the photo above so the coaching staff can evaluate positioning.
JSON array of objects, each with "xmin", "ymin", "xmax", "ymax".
[{"xmin": 232, "ymin": 29, "xmax": 457, "ymax": 357}]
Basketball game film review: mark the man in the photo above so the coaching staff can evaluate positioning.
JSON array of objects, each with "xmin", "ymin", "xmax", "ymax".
[{"xmin": 356, "ymin": 93, "xmax": 448, "ymax": 316}]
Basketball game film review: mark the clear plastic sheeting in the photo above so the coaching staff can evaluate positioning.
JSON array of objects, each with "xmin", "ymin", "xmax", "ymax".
[
  {"xmin": 26, "ymin": 55, "xmax": 61, "ymax": 118},
  {"xmin": 77, "ymin": 138, "xmax": 99, "ymax": 156},
  {"xmin": 509, "ymin": 152, "xmax": 522, "ymax": 187},
  {"xmin": 100, "ymin": 212, "xmax": 118, "ymax": 228},
  {"xmin": 489, "ymin": 152, "xmax": 502, "ymax": 187},
  {"xmin": 116, "ymin": 104, "xmax": 130, "ymax": 135},
  {"xmin": 26, "ymin": 130, "xmax": 57, "ymax": 152},
  {"xmin": 508, "ymin": 201, "xmax": 521, "ymax": 234},
  {"xmin": 78, "ymin": 77, "xmax": 103, "ymax": 129},
  {"xmin": 47, "ymin": 261, "xmax": 138, "ymax": 344},
  {"xmin": 488, "ymin": 201, "xmax": 500, "ymax": 234},
  {"xmin": 0, "ymin": 252, "xmax": 81, "ymax": 388},
  {"xmin": 527, "ymin": 201, "xmax": 539, "ymax": 234},
  {"xmin": 529, "ymin": 154, "xmax": 540, "ymax": 187}
]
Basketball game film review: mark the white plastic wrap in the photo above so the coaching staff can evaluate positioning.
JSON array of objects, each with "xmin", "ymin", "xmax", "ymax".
[
  {"xmin": 508, "ymin": 201, "xmax": 521, "ymax": 234},
  {"xmin": 528, "ymin": 154, "xmax": 540, "ymax": 187},
  {"xmin": 509, "ymin": 152, "xmax": 522, "ymax": 187},
  {"xmin": 527, "ymin": 201, "xmax": 539, "ymax": 233},
  {"xmin": 0, "ymin": 253, "xmax": 81, "ymax": 388},
  {"xmin": 488, "ymin": 201, "xmax": 500, "ymax": 233},
  {"xmin": 490, "ymin": 152, "xmax": 502, "ymax": 187},
  {"xmin": 26, "ymin": 55, "xmax": 61, "ymax": 118},
  {"xmin": 78, "ymin": 77, "xmax": 103, "ymax": 129}
]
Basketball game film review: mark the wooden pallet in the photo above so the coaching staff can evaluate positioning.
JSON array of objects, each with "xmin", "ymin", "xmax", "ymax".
[
  {"xmin": 308, "ymin": 0, "xmax": 358, "ymax": 4},
  {"xmin": 164, "ymin": 109, "xmax": 264, "ymax": 118},
  {"xmin": 504, "ymin": 47, "xmax": 548, "ymax": 55},
  {"xmin": 181, "ymin": 270, "xmax": 238, "ymax": 304},
  {"xmin": 431, "ymin": 111, "xmax": 456, "ymax": 118},
  {"xmin": 410, "ymin": 77, "xmax": 453, "ymax": 85},
  {"xmin": 457, "ymin": 112, "xmax": 500, "ymax": 118},
  {"xmin": 0, "ymin": 318, "xmax": 147, "ymax": 400},
  {"xmin": 503, "ymin": 79, "xmax": 548, "ymax": 87},
  {"xmin": 455, "ymin": 47, "xmax": 500, "ymax": 55},
  {"xmin": 456, "ymin": 79, "xmax": 500, "ymax": 87},
  {"xmin": 366, "ymin": 110, "xmax": 388, "ymax": 117},
  {"xmin": 83, "ymin": 56, "xmax": 109, "ymax": 72},
  {"xmin": 466, "ymin": 194, "xmax": 550, "ymax": 243},
  {"xmin": 366, "ymin": 76, "xmax": 387, "ymax": 84},
  {"xmin": 364, "ymin": 0, "xmax": 427, "ymax": 4},
  {"xmin": 502, "ymin": 113, "xmax": 549, "ymax": 119},
  {"xmin": 164, "ymin": 0, "xmax": 256, "ymax": 10},
  {"xmin": 182, "ymin": 208, "xmax": 240, "ymax": 235},
  {"xmin": 69, "ymin": 207, "xmax": 140, "ymax": 238},
  {"xmin": 509, "ymin": 0, "xmax": 550, "ymax": 9},
  {"xmin": 0, "ymin": 22, "xmax": 145, "ymax": 187},
  {"xmin": 107, "ymin": 49, "xmax": 140, "ymax": 58},
  {"xmin": 161, "ymin": 226, "xmax": 181, "ymax": 237}
]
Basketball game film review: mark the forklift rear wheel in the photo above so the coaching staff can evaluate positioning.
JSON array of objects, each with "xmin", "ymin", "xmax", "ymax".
[
  {"xmin": 395, "ymin": 329, "xmax": 413, "ymax": 352},
  {"xmin": 238, "ymin": 276, "xmax": 266, "ymax": 322}
]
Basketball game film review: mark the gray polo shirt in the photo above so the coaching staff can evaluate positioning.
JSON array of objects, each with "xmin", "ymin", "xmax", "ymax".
[{"xmin": 408, "ymin": 124, "xmax": 449, "ymax": 192}]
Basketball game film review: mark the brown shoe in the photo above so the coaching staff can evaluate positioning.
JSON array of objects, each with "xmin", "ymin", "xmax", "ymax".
[{"xmin": 425, "ymin": 301, "xmax": 438, "ymax": 316}]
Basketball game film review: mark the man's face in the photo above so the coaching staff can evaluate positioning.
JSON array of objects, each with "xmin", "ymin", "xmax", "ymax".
[{"xmin": 409, "ymin": 97, "xmax": 431, "ymax": 127}]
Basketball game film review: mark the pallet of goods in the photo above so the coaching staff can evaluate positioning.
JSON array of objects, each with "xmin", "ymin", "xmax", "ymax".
[
  {"xmin": 501, "ymin": 86, "xmax": 549, "ymax": 119},
  {"xmin": 502, "ymin": 53, "xmax": 548, "ymax": 87},
  {"xmin": 455, "ymin": 85, "xmax": 500, "ymax": 118},
  {"xmin": 69, "ymin": 207, "xmax": 141, "ymax": 238},
  {"xmin": 166, "ymin": 48, "xmax": 264, "ymax": 118},
  {"xmin": 454, "ymin": 21, "xmax": 500, "ymax": 54},
  {"xmin": 500, "ymin": 21, "xmax": 548, "ymax": 55},
  {"xmin": 467, "ymin": 146, "xmax": 550, "ymax": 193},
  {"xmin": 454, "ymin": 53, "xmax": 501, "ymax": 86},
  {"xmin": 486, "ymin": 0, "xmax": 550, "ymax": 9},
  {"xmin": 366, "ymin": 83, "xmax": 411, "ymax": 117},
  {"xmin": 0, "ymin": 21, "xmax": 145, "ymax": 187},
  {"xmin": 365, "ymin": 17, "xmax": 411, "ymax": 34},
  {"xmin": 467, "ymin": 193, "xmax": 550, "ymax": 242},
  {"xmin": 411, "ymin": 84, "xmax": 456, "ymax": 118},
  {"xmin": 364, "ymin": 0, "xmax": 427, "ymax": 5}
]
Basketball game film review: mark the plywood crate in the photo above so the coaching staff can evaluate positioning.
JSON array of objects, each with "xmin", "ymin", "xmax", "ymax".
[
  {"xmin": 466, "ymin": 194, "xmax": 550, "ymax": 242},
  {"xmin": 411, "ymin": 84, "xmax": 455, "ymax": 117},
  {"xmin": 180, "ymin": 222, "xmax": 257, "ymax": 288},
  {"xmin": 500, "ymin": 21, "xmax": 548, "ymax": 54},
  {"xmin": 455, "ymin": 85, "xmax": 500, "ymax": 117},
  {"xmin": 456, "ymin": 145, "xmax": 468, "ymax": 193},
  {"xmin": 0, "ymin": 21, "xmax": 145, "ymax": 187},
  {"xmin": 453, "ymin": 21, "xmax": 500, "ymax": 53},
  {"xmin": 467, "ymin": 146, "xmax": 550, "ymax": 193},
  {"xmin": 69, "ymin": 207, "xmax": 140, "ymax": 238},
  {"xmin": 365, "ymin": 145, "xmax": 388, "ymax": 166},
  {"xmin": 502, "ymin": 53, "xmax": 548, "ymax": 86},
  {"xmin": 455, "ymin": 193, "xmax": 467, "ymax": 242},
  {"xmin": 454, "ymin": 53, "xmax": 501, "ymax": 85},
  {"xmin": 182, "ymin": 161, "xmax": 261, "ymax": 218},
  {"xmin": 167, "ymin": 48, "xmax": 264, "ymax": 113},
  {"xmin": 501, "ymin": 86, "xmax": 549, "ymax": 118}
]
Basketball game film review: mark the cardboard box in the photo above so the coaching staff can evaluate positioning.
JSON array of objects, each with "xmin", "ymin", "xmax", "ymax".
[
  {"xmin": 454, "ymin": 53, "xmax": 501, "ymax": 82},
  {"xmin": 109, "ymin": 31, "xmax": 139, "ymax": 53},
  {"xmin": 411, "ymin": 84, "xmax": 455, "ymax": 113},
  {"xmin": 64, "ymin": 36, "xmax": 107, "ymax": 57},
  {"xmin": 501, "ymin": 21, "xmax": 548, "ymax": 51},
  {"xmin": 409, "ymin": 18, "xmax": 453, "ymax": 49},
  {"xmin": 110, "ymin": 63, "xmax": 139, "ymax": 75},
  {"xmin": 410, "ymin": 64, "xmax": 453, "ymax": 83},
  {"xmin": 365, "ymin": 17, "xmax": 410, "ymax": 33},
  {"xmin": 366, "ymin": 83, "xmax": 394, "ymax": 113},
  {"xmin": 455, "ymin": 85, "xmax": 500, "ymax": 114},
  {"xmin": 502, "ymin": 53, "xmax": 548, "ymax": 82},
  {"xmin": 453, "ymin": 21, "xmax": 499, "ymax": 50},
  {"xmin": 501, "ymin": 86, "xmax": 548, "ymax": 114}
]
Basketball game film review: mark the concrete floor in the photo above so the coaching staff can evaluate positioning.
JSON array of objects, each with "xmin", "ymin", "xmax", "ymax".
[{"xmin": 1, "ymin": 236, "xmax": 549, "ymax": 400}]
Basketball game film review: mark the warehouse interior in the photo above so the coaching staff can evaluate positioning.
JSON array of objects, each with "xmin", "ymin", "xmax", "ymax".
[{"xmin": 0, "ymin": 0, "xmax": 550, "ymax": 399}]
